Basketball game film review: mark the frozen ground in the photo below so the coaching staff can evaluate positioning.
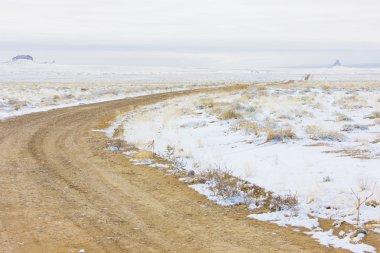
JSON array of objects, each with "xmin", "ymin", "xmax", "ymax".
[
  {"xmin": 2, "ymin": 62, "xmax": 380, "ymax": 120},
  {"xmin": 109, "ymin": 81, "xmax": 380, "ymax": 252},
  {"xmin": 1, "ymin": 61, "xmax": 380, "ymax": 83},
  {"xmin": 0, "ymin": 82, "xmax": 219, "ymax": 120}
]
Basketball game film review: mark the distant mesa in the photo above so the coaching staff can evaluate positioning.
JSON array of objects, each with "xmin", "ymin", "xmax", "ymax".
[
  {"xmin": 12, "ymin": 55, "xmax": 34, "ymax": 62},
  {"xmin": 331, "ymin": 59, "xmax": 342, "ymax": 67}
]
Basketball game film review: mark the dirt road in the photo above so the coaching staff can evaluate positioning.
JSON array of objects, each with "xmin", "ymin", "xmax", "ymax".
[{"xmin": 0, "ymin": 87, "xmax": 347, "ymax": 252}]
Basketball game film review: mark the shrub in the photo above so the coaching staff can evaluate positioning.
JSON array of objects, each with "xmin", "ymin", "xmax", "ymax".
[
  {"xmin": 163, "ymin": 145, "xmax": 187, "ymax": 175},
  {"xmin": 335, "ymin": 113, "xmax": 352, "ymax": 122},
  {"xmin": 219, "ymin": 109, "xmax": 241, "ymax": 120},
  {"xmin": 112, "ymin": 127, "xmax": 124, "ymax": 138},
  {"xmin": 270, "ymin": 193, "xmax": 298, "ymax": 211},
  {"xmin": 266, "ymin": 129, "xmax": 296, "ymax": 142},
  {"xmin": 341, "ymin": 124, "xmax": 369, "ymax": 132},
  {"xmin": 111, "ymin": 139, "xmax": 125, "ymax": 151},
  {"xmin": 372, "ymin": 135, "xmax": 380, "ymax": 144},
  {"xmin": 305, "ymin": 125, "xmax": 346, "ymax": 142},
  {"xmin": 366, "ymin": 111, "xmax": 380, "ymax": 119},
  {"xmin": 199, "ymin": 168, "xmax": 241, "ymax": 199},
  {"xmin": 239, "ymin": 121, "xmax": 260, "ymax": 135}
]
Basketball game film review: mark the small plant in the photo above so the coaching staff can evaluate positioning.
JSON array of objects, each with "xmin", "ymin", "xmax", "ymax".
[
  {"xmin": 372, "ymin": 135, "xmax": 380, "ymax": 144},
  {"xmin": 335, "ymin": 113, "xmax": 352, "ymax": 122},
  {"xmin": 365, "ymin": 200, "xmax": 380, "ymax": 208},
  {"xmin": 164, "ymin": 145, "xmax": 187, "ymax": 175},
  {"xmin": 305, "ymin": 125, "xmax": 346, "ymax": 142},
  {"xmin": 266, "ymin": 129, "xmax": 296, "ymax": 142},
  {"xmin": 111, "ymin": 139, "xmax": 125, "ymax": 151},
  {"xmin": 199, "ymin": 167, "xmax": 241, "ymax": 199},
  {"xmin": 341, "ymin": 124, "xmax": 369, "ymax": 132},
  {"xmin": 270, "ymin": 192, "xmax": 298, "ymax": 211},
  {"xmin": 350, "ymin": 181, "xmax": 377, "ymax": 226},
  {"xmin": 366, "ymin": 111, "xmax": 380, "ymax": 119},
  {"xmin": 112, "ymin": 127, "xmax": 124, "ymax": 138},
  {"xmin": 239, "ymin": 121, "xmax": 260, "ymax": 135},
  {"xmin": 219, "ymin": 109, "xmax": 241, "ymax": 120}
]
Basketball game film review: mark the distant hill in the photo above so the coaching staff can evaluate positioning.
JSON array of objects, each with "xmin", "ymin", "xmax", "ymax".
[
  {"xmin": 12, "ymin": 55, "xmax": 34, "ymax": 62},
  {"xmin": 331, "ymin": 59, "xmax": 342, "ymax": 67}
]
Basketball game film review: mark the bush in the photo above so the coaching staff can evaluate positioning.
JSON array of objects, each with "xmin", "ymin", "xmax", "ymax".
[
  {"xmin": 200, "ymin": 168, "xmax": 241, "ymax": 199},
  {"xmin": 372, "ymin": 135, "xmax": 380, "ymax": 144},
  {"xmin": 239, "ymin": 121, "xmax": 260, "ymax": 135},
  {"xmin": 219, "ymin": 109, "xmax": 241, "ymax": 120},
  {"xmin": 266, "ymin": 129, "xmax": 296, "ymax": 142},
  {"xmin": 366, "ymin": 111, "xmax": 380, "ymax": 119},
  {"xmin": 305, "ymin": 125, "xmax": 346, "ymax": 142},
  {"xmin": 335, "ymin": 113, "xmax": 352, "ymax": 122},
  {"xmin": 270, "ymin": 193, "xmax": 298, "ymax": 211},
  {"xmin": 341, "ymin": 124, "xmax": 368, "ymax": 132}
]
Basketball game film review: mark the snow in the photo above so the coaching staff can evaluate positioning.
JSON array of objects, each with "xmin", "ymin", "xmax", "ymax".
[
  {"xmin": 1, "ymin": 62, "xmax": 380, "ymax": 83},
  {"xmin": 110, "ymin": 82, "xmax": 380, "ymax": 252},
  {"xmin": 189, "ymin": 184, "xmax": 245, "ymax": 206},
  {"xmin": 248, "ymin": 210, "xmax": 319, "ymax": 230},
  {"xmin": 306, "ymin": 230, "xmax": 376, "ymax": 253},
  {"xmin": 0, "ymin": 81, "xmax": 219, "ymax": 121}
]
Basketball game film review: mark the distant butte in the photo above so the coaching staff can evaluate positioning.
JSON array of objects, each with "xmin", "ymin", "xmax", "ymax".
[{"xmin": 12, "ymin": 55, "xmax": 34, "ymax": 62}]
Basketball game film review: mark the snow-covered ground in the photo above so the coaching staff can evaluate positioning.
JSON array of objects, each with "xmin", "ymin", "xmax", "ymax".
[
  {"xmin": 2, "ymin": 62, "xmax": 380, "ymax": 121},
  {"xmin": 109, "ymin": 81, "xmax": 380, "ymax": 252},
  {"xmin": 0, "ymin": 81, "xmax": 218, "ymax": 120},
  {"xmin": 1, "ymin": 61, "xmax": 380, "ymax": 83}
]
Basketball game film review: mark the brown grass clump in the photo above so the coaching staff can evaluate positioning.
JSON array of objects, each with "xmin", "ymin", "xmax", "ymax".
[
  {"xmin": 219, "ymin": 109, "xmax": 241, "ymax": 120},
  {"xmin": 372, "ymin": 135, "xmax": 380, "ymax": 144},
  {"xmin": 199, "ymin": 98, "xmax": 216, "ymax": 108},
  {"xmin": 365, "ymin": 200, "xmax": 380, "ymax": 207},
  {"xmin": 366, "ymin": 111, "xmax": 380, "ymax": 119},
  {"xmin": 341, "ymin": 124, "xmax": 369, "ymax": 132},
  {"xmin": 335, "ymin": 113, "xmax": 352, "ymax": 122},
  {"xmin": 305, "ymin": 125, "xmax": 346, "ymax": 142},
  {"xmin": 270, "ymin": 193, "xmax": 299, "ymax": 211},
  {"xmin": 239, "ymin": 121, "xmax": 260, "ymax": 135},
  {"xmin": 266, "ymin": 129, "xmax": 296, "ymax": 142},
  {"xmin": 199, "ymin": 168, "xmax": 241, "ymax": 199},
  {"xmin": 112, "ymin": 127, "xmax": 124, "ymax": 138},
  {"xmin": 110, "ymin": 139, "xmax": 125, "ymax": 151},
  {"xmin": 52, "ymin": 95, "xmax": 60, "ymax": 100}
]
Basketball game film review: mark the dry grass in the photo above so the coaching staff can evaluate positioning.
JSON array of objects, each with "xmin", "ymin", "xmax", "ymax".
[
  {"xmin": 305, "ymin": 125, "xmax": 346, "ymax": 142},
  {"xmin": 112, "ymin": 126, "xmax": 124, "ymax": 138},
  {"xmin": 372, "ymin": 135, "xmax": 380, "ymax": 144},
  {"xmin": 335, "ymin": 113, "xmax": 352, "ymax": 122},
  {"xmin": 109, "ymin": 139, "xmax": 125, "ymax": 151},
  {"xmin": 341, "ymin": 124, "xmax": 369, "ymax": 132},
  {"xmin": 199, "ymin": 168, "xmax": 241, "ymax": 199},
  {"xmin": 239, "ymin": 121, "xmax": 260, "ymax": 135},
  {"xmin": 270, "ymin": 193, "xmax": 299, "ymax": 211},
  {"xmin": 366, "ymin": 111, "xmax": 380, "ymax": 119},
  {"xmin": 266, "ymin": 129, "xmax": 296, "ymax": 142},
  {"xmin": 219, "ymin": 109, "xmax": 241, "ymax": 120}
]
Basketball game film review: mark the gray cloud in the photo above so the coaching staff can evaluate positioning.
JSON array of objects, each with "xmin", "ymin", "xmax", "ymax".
[{"xmin": 1, "ymin": 0, "xmax": 380, "ymax": 66}]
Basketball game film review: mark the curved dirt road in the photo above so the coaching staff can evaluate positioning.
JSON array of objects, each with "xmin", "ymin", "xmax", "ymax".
[{"xmin": 0, "ymin": 87, "xmax": 346, "ymax": 252}]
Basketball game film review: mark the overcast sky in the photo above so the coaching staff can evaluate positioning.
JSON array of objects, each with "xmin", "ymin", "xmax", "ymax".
[{"xmin": 1, "ymin": 0, "xmax": 380, "ymax": 67}]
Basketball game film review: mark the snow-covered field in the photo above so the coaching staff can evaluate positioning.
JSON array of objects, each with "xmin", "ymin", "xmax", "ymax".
[
  {"xmin": 2, "ymin": 62, "xmax": 380, "ymax": 251},
  {"xmin": 108, "ymin": 81, "xmax": 380, "ymax": 253},
  {"xmin": 2, "ymin": 62, "xmax": 380, "ymax": 121},
  {"xmin": 0, "ymin": 82, "xmax": 219, "ymax": 120},
  {"xmin": 1, "ymin": 61, "xmax": 380, "ymax": 83}
]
